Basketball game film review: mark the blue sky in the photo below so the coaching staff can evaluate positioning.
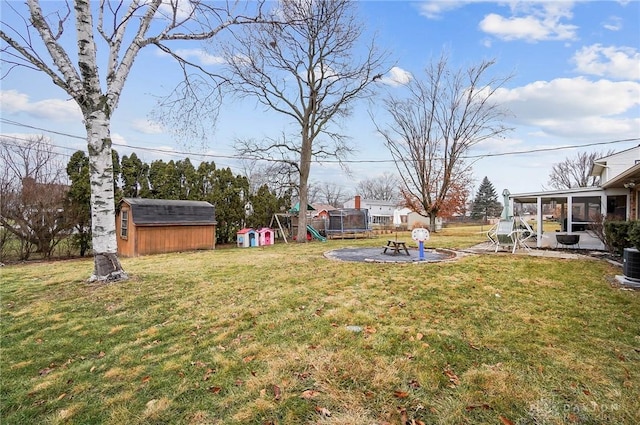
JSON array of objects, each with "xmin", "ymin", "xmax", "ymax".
[{"xmin": 1, "ymin": 0, "xmax": 639, "ymax": 198}]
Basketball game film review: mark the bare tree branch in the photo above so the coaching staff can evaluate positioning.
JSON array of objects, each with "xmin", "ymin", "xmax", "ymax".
[
  {"xmin": 373, "ymin": 53, "xmax": 512, "ymax": 230},
  {"xmin": 222, "ymin": 0, "xmax": 390, "ymax": 242},
  {"xmin": 547, "ymin": 150, "xmax": 614, "ymax": 189}
]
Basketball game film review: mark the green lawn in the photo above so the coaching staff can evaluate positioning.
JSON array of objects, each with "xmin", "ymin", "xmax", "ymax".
[{"xmin": 1, "ymin": 228, "xmax": 639, "ymax": 424}]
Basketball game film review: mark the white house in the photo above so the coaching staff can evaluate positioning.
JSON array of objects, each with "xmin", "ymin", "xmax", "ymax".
[
  {"xmin": 508, "ymin": 145, "xmax": 640, "ymax": 249},
  {"xmin": 344, "ymin": 195, "xmax": 398, "ymax": 227}
]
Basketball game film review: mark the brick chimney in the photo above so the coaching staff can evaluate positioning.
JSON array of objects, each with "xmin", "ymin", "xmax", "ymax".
[{"xmin": 355, "ymin": 195, "xmax": 361, "ymax": 210}]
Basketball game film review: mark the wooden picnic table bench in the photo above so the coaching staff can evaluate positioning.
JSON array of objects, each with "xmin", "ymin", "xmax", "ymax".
[{"xmin": 382, "ymin": 239, "xmax": 410, "ymax": 256}]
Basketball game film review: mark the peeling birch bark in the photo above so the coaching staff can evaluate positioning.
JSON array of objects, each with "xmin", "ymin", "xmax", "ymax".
[{"xmin": 86, "ymin": 113, "xmax": 127, "ymax": 282}]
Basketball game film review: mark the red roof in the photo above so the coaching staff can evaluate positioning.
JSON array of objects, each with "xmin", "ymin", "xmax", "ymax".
[{"xmin": 237, "ymin": 228, "xmax": 256, "ymax": 234}]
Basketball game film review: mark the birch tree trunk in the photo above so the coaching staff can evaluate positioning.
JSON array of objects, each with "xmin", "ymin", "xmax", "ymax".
[
  {"xmin": 2, "ymin": 0, "xmax": 266, "ymax": 280},
  {"xmin": 86, "ymin": 112, "xmax": 126, "ymax": 281}
]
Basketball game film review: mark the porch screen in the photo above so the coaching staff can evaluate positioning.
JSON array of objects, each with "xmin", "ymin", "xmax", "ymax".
[{"xmin": 571, "ymin": 196, "xmax": 600, "ymax": 231}]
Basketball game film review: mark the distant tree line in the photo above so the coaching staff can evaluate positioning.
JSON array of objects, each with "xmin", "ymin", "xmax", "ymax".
[{"xmin": 0, "ymin": 136, "xmax": 291, "ymax": 261}]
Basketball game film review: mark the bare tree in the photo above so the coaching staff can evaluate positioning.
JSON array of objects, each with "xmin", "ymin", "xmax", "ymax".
[
  {"xmin": 548, "ymin": 150, "xmax": 614, "ymax": 189},
  {"xmin": 1, "ymin": 1, "xmax": 267, "ymax": 281},
  {"xmin": 239, "ymin": 156, "xmax": 298, "ymax": 198},
  {"xmin": 312, "ymin": 181, "xmax": 348, "ymax": 207},
  {"xmin": 356, "ymin": 172, "xmax": 400, "ymax": 201},
  {"xmin": 0, "ymin": 135, "xmax": 71, "ymax": 259},
  {"xmin": 224, "ymin": 0, "xmax": 389, "ymax": 243},
  {"xmin": 373, "ymin": 54, "xmax": 511, "ymax": 230}
]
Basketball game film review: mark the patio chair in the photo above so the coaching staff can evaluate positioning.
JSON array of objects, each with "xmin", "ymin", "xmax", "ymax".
[
  {"xmin": 487, "ymin": 217, "xmax": 533, "ymax": 253},
  {"xmin": 512, "ymin": 218, "xmax": 534, "ymax": 252},
  {"xmin": 488, "ymin": 218, "xmax": 516, "ymax": 253}
]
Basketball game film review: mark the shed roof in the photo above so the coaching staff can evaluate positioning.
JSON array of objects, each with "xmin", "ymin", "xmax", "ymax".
[{"xmin": 122, "ymin": 198, "xmax": 215, "ymax": 225}]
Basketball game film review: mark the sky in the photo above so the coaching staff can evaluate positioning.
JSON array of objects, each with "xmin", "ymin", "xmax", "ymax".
[{"xmin": 1, "ymin": 0, "xmax": 639, "ymax": 200}]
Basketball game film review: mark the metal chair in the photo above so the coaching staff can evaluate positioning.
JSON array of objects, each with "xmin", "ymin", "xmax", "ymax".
[{"xmin": 487, "ymin": 217, "xmax": 533, "ymax": 253}]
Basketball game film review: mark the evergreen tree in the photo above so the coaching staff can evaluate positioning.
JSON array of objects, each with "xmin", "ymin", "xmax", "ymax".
[
  {"xmin": 471, "ymin": 177, "xmax": 503, "ymax": 220},
  {"xmin": 120, "ymin": 153, "xmax": 150, "ymax": 198},
  {"xmin": 248, "ymin": 184, "xmax": 291, "ymax": 229},
  {"xmin": 148, "ymin": 160, "xmax": 181, "ymax": 199},
  {"xmin": 205, "ymin": 168, "xmax": 249, "ymax": 244},
  {"xmin": 66, "ymin": 151, "xmax": 92, "ymax": 256},
  {"xmin": 176, "ymin": 158, "xmax": 198, "ymax": 200}
]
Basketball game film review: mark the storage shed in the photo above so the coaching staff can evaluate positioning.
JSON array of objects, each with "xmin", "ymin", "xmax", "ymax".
[
  {"xmin": 116, "ymin": 198, "xmax": 216, "ymax": 257},
  {"xmin": 258, "ymin": 227, "xmax": 275, "ymax": 246},
  {"xmin": 237, "ymin": 228, "xmax": 258, "ymax": 247}
]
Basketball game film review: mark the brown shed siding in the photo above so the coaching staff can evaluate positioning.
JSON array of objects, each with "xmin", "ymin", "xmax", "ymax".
[
  {"xmin": 116, "ymin": 199, "xmax": 216, "ymax": 257},
  {"xmin": 135, "ymin": 224, "xmax": 215, "ymax": 255}
]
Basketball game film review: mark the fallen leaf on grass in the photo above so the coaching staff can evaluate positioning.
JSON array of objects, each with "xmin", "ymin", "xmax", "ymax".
[
  {"xmin": 398, "ymin": 407, "xmax": 408, "ymax": 423},
  {"xmin": 300, "ymin": 390, "xmax": 321, "ymax": 399},
  {"xmin": 208, "ymin": 386, "xmax": 222, "ymax": 394},
  {"xmin": 141, "ymin": 376, "xmax": 151, "ymax": 384},
  {"xmin": 97, "ymin": 351, "xmax": 106, "ymax": 358},
  {"xmin": 203, "ymin": 368, "xmax": 215, "ymax": 381},
  {"xmin": 465, "ymin": 404, "xmax": 492, "ymax": 411},
  {"xmin": 416, "ymin": 332, "xmax": 424, "ymax": 341},
  {"xmin": 315, "ymin": 406, "xmax": 331, "ymax": 417},
  {"xmin": 273, "ymin": 385, "xmax": 281, "ymax": 400},
  {"xmin": 443, "ymin": 365, "xmax": 460, "ymax": 387},
  {"xmin": 394, "ymin": 390, "xmax": 409, "ymax": 399},
  {"xmin": 364, "ymin": 326, "xmax": 377, "ymax": 334},
  {"xmin": 39, "ymin": 367, "xmax": 54, "ymax": 376},
  {"xmin": 243, "ymin": 355, "xmax": 255, "ymax": 363},
  {"xmin": 499, "ymin": 416, "xmax": 515, "ymax": 425},
  {"xmin": 408, "ymin": 379, "xmax": 421, "ymax": 389}
]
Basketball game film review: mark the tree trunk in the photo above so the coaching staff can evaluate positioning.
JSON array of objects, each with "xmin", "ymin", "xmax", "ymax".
[
  {"xmin": 86, "ymin": 114, "xmax": 127, "ymax": 282},
  {"xmin": 296, "ymin": 136, "xmax": 312, "ymax": 243},
  {"xmin": 429, "ymin": 212, "xmax": 438, "ymax": 233}
]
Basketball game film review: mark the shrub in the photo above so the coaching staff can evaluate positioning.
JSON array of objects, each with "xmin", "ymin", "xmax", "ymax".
[
  {"xmin": 627, "ymin": 221, "xmax": 640, "ymax": 251},
  {"xmin": 604, "ymin": 220, "xmax": 633, "ymax": 255}
]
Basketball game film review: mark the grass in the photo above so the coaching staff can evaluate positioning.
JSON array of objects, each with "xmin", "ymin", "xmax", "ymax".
[{"xmin": 1, "ymin": 227, "xmax": 639, "ymax": 424}]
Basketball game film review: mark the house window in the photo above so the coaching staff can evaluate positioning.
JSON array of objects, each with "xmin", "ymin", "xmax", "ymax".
[
  {"xmin": 607, "ymin": 195, "xmax": 627, "ymax": 220},
  {"xmin": 121, "ymin": 210, "xmax": 129, "ymax": 239}
]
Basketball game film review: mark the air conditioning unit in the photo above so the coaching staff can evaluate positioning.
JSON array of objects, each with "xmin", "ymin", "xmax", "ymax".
[{"xmin": 623, "ymin": 248, "xmax": 640, "ymax": 282}]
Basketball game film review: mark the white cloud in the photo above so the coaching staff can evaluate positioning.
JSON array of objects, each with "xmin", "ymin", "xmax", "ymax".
[
  {"xmin": 111, "ymin": 133, "xmax": 129, "ymax": 147},
  {"xmin": 0, "ymin": 90, "xmax": 82, "ymax": 121},
  {"xmin": 379, "ymin": 67, "xmax": 413, "ymax": 87},
  {"xmin": 494, "ymin": 77, "xmax": 640, "ymax": 138},
  {"xmin": 174, "ymin": 48, "xmax": 225, "ymax": 66},
  {"xmin": 602, "ymin": 16, "xmax": 623, "ymax": 31},
  {"xmin": 418, "ymin": 1, "xmax": 470, "ymax": 19},
  {"xmin": 158, "ymin": 0, "xmax": 195, "ymax": 21},
  {"xmin": 131, "ymin": 119, "xmax": 165, "ymax": 134},
  {"xmin": 479, "ymin": 2, "xmax": 578, "ymax": 42},
  {"xmin": 572, "ymin": 44, "xmax": 640, "ymax": 81}
]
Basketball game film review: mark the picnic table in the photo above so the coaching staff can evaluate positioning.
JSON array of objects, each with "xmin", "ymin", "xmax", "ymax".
[{"xmin": 382, "ymin": 239, "xmax": 410, "ymax": 256}]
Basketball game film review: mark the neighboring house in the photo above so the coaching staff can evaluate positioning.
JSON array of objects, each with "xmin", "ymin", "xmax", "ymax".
[
  {"xmin": 311, "ymin": 203, "xmax": 337, "ymax": 219},
  {"xmin": 344, "ymin": 195, "xmax": 398, "ymax": 227},
  {"xmin": 116, "ymin": 198, "xmax": 216, "ymax": 257},
  {"xmin": 509, "ymin": 145, "xmax": 640, "ymax": 249}
]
